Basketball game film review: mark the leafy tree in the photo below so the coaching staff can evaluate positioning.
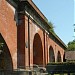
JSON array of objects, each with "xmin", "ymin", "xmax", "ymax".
[
  {"xmin": 67, "ymin": 40, "xmax": 75, "ymax": 51},
  {"xmin": 48, "ymin": 22, "xmax": 55, "ymax": 33}
]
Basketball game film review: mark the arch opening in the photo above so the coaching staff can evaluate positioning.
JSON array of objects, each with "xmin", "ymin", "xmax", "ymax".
[
  {"xmin": 0, "ymin": 34, "xmax": 13, "ymax": 70},
  {"xmin": 57, "ymin": 51, "xmax": 61, "ymax": 62},
  {"xmin": 33, "ymin": 33, "xmax": 43, "ymax": 66},
  {"xmin": 49, "ymin": 46, "xmax": 55, "ymax": 62}
]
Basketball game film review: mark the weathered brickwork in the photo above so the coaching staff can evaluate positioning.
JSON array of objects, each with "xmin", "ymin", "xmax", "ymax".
[
  {"xmin": 0, "ymin": 0, "xmax": 17, "ymax": 69},
  {"xmin": 0, "ymin": 0, "xmax": 67, "ymax": 70}
]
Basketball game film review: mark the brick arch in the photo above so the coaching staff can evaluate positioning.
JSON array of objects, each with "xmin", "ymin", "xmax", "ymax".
[
  {"xmin": 63, "ymin": 53, "xmax": 66, "ymax": 62},
  {"xmin": 0, "ymin": 20, "xmax": 17, "ymax": 69},
  {"xmin": 49, "ymin": 46, "xmax": 55, "ymax": 62},
  {"xmin": 0, "ymin": 0, "xmax": 17, "ymax": 68},
  {"xmin": 57, "ymin": 51, "xmax": 61, "ymax": 62},
  {"xmin": 33, "ymin": 33, "xmax": 43, "ymax": 65},
  {"xmin": 0, "ymin": 33, "xmax": 13, "ymax": 70}
]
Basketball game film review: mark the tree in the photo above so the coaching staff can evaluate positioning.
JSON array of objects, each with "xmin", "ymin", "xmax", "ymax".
[
  {"xmin": 67, "ymin": 40, "xmax": 75, "ymax": 51},
  {"xmin": 48, "ymin": 22, "xmax": 55, "ymax": 33}
]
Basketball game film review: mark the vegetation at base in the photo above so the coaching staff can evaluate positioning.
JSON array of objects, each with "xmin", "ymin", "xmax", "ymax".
[
  {"xmin": 46, "ymin": 62, "xmax": 75, "ymax": 74},
  {"xmin": 0, "ymin": 43, "xmax": 4, "ymax": 49},
  {"xmin": 47, "ymin": 62, "xmax": 75, "ymax": 65},
  {"xmin": 67, "ymin": 40, "xmax": 75, "ymax": 51}
]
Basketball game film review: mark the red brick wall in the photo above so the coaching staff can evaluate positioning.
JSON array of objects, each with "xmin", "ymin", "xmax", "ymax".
[
  {"xmin": 29, "ymin": 19, "xmax": 45, "ymax": 66},
  {"xmin": 47, "ymin": 36, "xmax": 64, "ymax": 63},
  {"xmin": 28, "ymin": 18, "xmax": 65, "ymax": 66},
  {"xmin": 0, "ymin": 0, "xmax": 17, "ymax": 69},
  {"xmin": 0, "ymin": 0, "xmax": 65, "ymax": 69},
  {"xmin": 17, "ymin": 14, "xmax": 25, "ymax": 68}
]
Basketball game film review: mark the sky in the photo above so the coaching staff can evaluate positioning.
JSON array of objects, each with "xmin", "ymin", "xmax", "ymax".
[{"xmin": 33, "ymin": 0, "xmax": 74, "ymax": 45}]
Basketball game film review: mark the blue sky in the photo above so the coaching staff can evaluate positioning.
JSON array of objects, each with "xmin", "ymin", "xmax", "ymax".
[{"xmin": 33, "ymin": 0, "xmax": 74, "ymax": 45}]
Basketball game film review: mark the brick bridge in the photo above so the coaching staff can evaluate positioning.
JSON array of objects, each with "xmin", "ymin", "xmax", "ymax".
[{"xmin": 0, "ymin": 0, "xmax": 67, "ymax": 70}]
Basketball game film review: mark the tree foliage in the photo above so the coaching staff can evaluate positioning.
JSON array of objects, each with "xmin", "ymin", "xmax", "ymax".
[
  {"xmin": 48, "ymin": 22, "xmax": 55, "ymax": 33},
  {"xmin": 0, "ymin": 43, "xmax": 4, "ymax": 49},
  {"xmin": 67, "ymin": 40, "xmax": 75, "ymax": 51}
]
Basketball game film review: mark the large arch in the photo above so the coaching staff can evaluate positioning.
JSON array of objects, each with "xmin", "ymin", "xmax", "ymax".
[
  {"xmin": 57, "ymin": 51, "xmax": 61, "ymax": 62},
  {"xmin": 0, "ymin": 34, "xmax": 13, "ymax": 70},
  {"xmin": 49, "ymin": 46, "xmax": 55, "ymax": 62},
  {"xmin": 33, "ymin": 33, "xmax": 43, "ymax": 66},
  {"xmin": 63, "ymin": 53, "xmax": 66, "ymax": 62}
]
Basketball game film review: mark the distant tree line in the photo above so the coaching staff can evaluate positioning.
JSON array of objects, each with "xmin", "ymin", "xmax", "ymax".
[
  {"xmin": 48, "ymin": 22, "xmax": 75, "ymax": 51},
  {"xmin": 67, "ymin": 40, "xmax": 75, "ymax": 51},
  {"xmin": 48, "ymin": 22, "xmax": 55, "ymax": 34}
]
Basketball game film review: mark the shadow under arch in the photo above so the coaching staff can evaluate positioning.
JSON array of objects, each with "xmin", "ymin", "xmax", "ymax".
[
  {"xmin": 49, "ymin": 46, "xmax": 55, "ymax": 62},
  {"xmin": 57, "ymin": 51, "xmax": 61, "ymax": 62},
  {"xmin": 63, "ymin": 53, "xmax": 66, "ymax": 62},
  {"xmin": 0, "ymin": 33, "xmax": 13, "ymax": 70},
  {"xmin": 33, "ymin": 33, "xmax": 43, "ymax": 66}
]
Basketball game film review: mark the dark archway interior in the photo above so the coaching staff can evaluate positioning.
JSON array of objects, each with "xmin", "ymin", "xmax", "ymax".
[
  {"xmin": 57, "ymin": 51, "xmax": 61, "ymax": 62},
  {"xmin": 33, "ymin": 33, "xmax": 43, "ymax": 66},
  {"xmin": 0, "ymin": 34, "xmax": 13, "ymax": 70},
  {"xmin": 63, "ymin": 54, "xmax": 66, "ymax": 62},
  {"xmin": 49, "ymin": 46, "xmax": 55, "ymax": 62}
]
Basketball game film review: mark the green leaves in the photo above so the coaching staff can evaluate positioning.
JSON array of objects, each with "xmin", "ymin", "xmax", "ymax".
[
  {"xmin": 48, "ymin": 22, "xmax": 55, "ymax": 34},
  {"xmin": 67, "ymin": 40, "xmax": 75, "ymax": 51},
  {"xmin": 0, "ymin": 43, "xmax": 4, "ymax": 48}
]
